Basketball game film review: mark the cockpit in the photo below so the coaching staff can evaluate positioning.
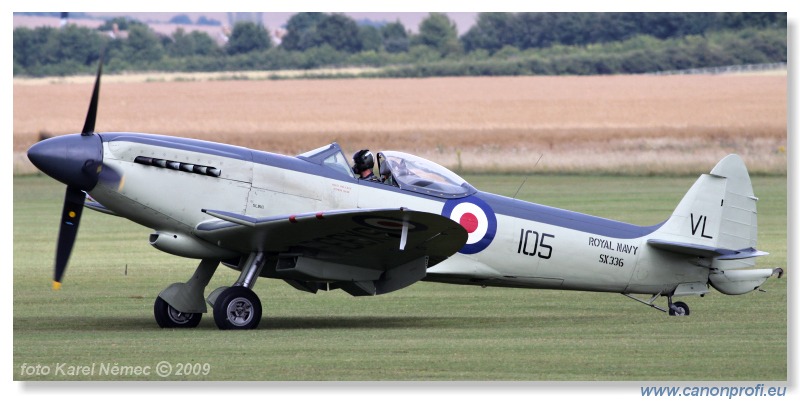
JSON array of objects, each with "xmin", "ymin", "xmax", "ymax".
[
  {"xmin": 297, "ymin": 143, "xmax": 476, "ymax": 199},
  {"xmin": 376, "ymin": 151, "xmax": 476, "ymax": 198}
]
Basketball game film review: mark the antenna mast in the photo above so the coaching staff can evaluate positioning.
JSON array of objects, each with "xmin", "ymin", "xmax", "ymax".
[{"xmin": 512, "ymin": 154, "xmax": 543, "ymax": 199}]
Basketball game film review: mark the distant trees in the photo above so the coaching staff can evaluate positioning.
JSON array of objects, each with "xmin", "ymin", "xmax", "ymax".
[
  {"xmin": 167, "ymin": 28, "xmax": 220, "ymax": 57},
  {"xmin": 123, "ymin": 25, "xmax": 164, "ymax": 62},
  {"xmin": 415, "ymin": 13, "xmax": 461, "ymax": 56},
  {"xmin": 461, "ymin": 13, "xmax": 516, "ymax": 54},
  {"xmin": 461, "ymin": 12, "xmax": 787, "ymax": 54},
  {"xmin": 382, "ymin": 21, "xmax": 410, "ymax": 53},
  {"xmin": 167, "ymin": 14, "xmax": 222, "ymax": 26},
  {"xmin": 226, "ymin": 21, "xmax": 272, "ymax": 55},
  {"xmin": 196, "ymin": 16, "xmax": 222, "ymax": 26},
  {"xmin": 717, "ymin": 12, "xmax": 787, "ymax": 29},
  {"xmin": 14, "ymin": 25, "xmax": 105, "ymax": 75},
  {"xmin": 281, "ymin": 12, "xmax": 327, "ymax": 51},
  {"xmin": 358, "ymin": 25, "xmax": 382, "ymax": 52},
  {"xmin": 12, "ymin": 12, "xmax": 787, "ymax": 77},
  {"xmin": 168, "ymin": 14, "xmax": 192, "ymax": 25},
  {"xmin": 382, "ymin": 27, "xmax": 787, "ymax": 78},
  {"xmin": 12, "ymin": 27, "xmax": 46, "ymax": 69},
  {"xmin": 282, "ymin": 12, "xmax": 396, "ymax": 53},
  {"xmin": 316, "ymin": 13, "xmax": 363, "ymax": 52}
]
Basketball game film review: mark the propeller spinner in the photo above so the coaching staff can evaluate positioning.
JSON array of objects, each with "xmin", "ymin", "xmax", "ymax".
[{"xmin": 27, "ymin": 58, "xmax": 105, "ymax": 289}]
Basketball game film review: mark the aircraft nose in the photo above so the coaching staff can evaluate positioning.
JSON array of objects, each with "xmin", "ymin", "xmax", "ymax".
[{"xmin": 27, "ymin": 134, "xmax": 104, "ymax": 191}]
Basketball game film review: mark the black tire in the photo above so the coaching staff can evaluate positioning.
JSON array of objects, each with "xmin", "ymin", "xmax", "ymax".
[
  {"xmin": 669, "ymin": 301, "xmax": 690, "ymax": 316},
  {"xmin": 212, "ymin": 286, "xmax": 262, "ymax": 330},
  {"xmin": 154, "ymin": 296, "xmax": 202, "ymax": 328}
]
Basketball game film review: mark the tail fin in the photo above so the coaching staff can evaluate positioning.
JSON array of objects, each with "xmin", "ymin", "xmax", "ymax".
[{"xmin": 647, "ymin": 154, "xmax": 765, "ymax": 261}]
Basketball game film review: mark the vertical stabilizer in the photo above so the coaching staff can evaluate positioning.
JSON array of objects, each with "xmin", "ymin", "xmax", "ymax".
[
  {"xmin": 709, "ymin": 154, "xmax": 759, "ymax": 252},
  {"xmin": 647, "ymin": 155, "xmax": 759, "ymax": 258}
]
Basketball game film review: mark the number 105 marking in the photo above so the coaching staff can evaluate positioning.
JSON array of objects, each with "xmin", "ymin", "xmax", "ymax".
[{"xmin": 517, "ymin": 229, "xmax": 554, "ymax": 259}]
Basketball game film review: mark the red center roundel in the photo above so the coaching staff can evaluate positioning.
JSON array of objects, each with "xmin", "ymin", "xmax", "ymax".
[
  {"xmin": 376, "ymin": 220, "xmax": 403, "ymax": 229},
  {"xmin": 442, "ymin": 196, "xmax": 497, "ymax": 255},
  {"xmin": 459, "ymin": 213, "xmax": 479, "ymax": 233}
]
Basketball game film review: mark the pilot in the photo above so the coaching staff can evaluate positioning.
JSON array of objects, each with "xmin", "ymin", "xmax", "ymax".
[{"xmin": 352, "ymin": 149, "xmax": 378, "ymax": 181}]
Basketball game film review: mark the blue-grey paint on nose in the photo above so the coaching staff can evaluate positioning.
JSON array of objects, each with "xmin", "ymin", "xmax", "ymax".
[{"xmin": 27, "ymin": 134, "xmax": 103, "ymax": 191}]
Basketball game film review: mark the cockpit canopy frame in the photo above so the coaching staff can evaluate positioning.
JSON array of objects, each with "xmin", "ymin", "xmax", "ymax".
[
  {"xmin": 298, "ymin": 143, "xmax": 476, "ymax": 199},
  {"xmin": 297, "ymin": 142, "xmax": 355, "ymax": 179},
  {"xmin": 377, "ymin": 151, "xmax": 476, "ymax": 198}
]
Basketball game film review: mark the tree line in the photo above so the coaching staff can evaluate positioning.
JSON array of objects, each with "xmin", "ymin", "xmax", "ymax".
[{"xmin": 13, "ymin": 12, "xmax": 786, "ymax": 77}]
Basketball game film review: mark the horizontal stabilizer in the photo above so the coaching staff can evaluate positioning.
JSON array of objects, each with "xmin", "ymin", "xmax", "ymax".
[
  {"xmin": 647, "ymin": 239, "xmax": 767, "ymax": 260},
  {"xmin": 715, "ymin": 247, "xmax": 769, "ymax": 260}
]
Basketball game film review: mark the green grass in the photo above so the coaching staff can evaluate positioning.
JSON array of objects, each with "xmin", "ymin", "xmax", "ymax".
[{"xmin": 13, "ymin": 174, "xmax": 787, "ymax": 381}]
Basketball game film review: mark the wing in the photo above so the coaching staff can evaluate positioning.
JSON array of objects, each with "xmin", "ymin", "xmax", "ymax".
[
  {"xmin": 84, "ymin": 194, "xmax": 118, "ymax": 216},
  {"xmin": 195, "ymin": 208, "xmax": 467, "ymax": 295}
]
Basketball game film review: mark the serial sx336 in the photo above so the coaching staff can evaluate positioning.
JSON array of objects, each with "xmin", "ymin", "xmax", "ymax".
[{"xmin": 27, "ymin": 62, "xmax": 783, "ymax": 330}]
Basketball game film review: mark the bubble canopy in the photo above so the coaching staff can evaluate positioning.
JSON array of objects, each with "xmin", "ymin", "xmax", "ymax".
[
  {"xmin": 379, "ymin": 151, "xmax": 476, "ymax": 198},
  {"xmin": 297, "ymin": 143, "xmax": 476, "ymax": 199}
]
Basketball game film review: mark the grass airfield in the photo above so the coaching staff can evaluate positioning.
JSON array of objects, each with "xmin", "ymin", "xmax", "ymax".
[{"xmin": 12, "ymin": 173, "xmax": 786, "ymax": 381}]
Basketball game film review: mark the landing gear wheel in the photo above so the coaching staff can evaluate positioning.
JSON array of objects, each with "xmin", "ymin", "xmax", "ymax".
[
  {"xmin": 154, "ymin": 296, "xmax": 202, "ymax": 328},
  {"xmin": 669, "ymin": 301, "xmax": 690, "ymax": 316},
  {"xmin": 213, "ymin": 286, "xmax": 262, "ymax": 330}
]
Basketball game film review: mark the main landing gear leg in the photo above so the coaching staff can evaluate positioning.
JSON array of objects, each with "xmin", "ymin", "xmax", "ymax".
[
  {"xmin": 155, "ymin": 259, "xmax": 219, "ymax": 328},
  {"xmin": 208, "ymin": 252, "xmax": 266, "ymax": 330},
  {"xmin": 622, "ymin": 293, "xmax": 690, "ymax": 316}
]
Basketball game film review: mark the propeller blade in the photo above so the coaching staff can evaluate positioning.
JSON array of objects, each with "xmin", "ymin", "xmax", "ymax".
[
  {"xmin": 81, "ymin": 54, "xmax": 104, "ymax": 136},
  {"xmin": 53, "ymin": 186, "xmax": 87, "ymax": 289}
]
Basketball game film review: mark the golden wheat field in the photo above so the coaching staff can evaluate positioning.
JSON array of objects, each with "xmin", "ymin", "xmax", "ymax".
[{"xmin": 13, "ymin": 73, "xmax": 787, "ymax": 175}]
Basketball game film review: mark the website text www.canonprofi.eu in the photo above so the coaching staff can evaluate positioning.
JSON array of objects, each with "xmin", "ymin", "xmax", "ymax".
[{"xmin": 641, "ymin": 384, "xmax": 787, "ymax": 399}]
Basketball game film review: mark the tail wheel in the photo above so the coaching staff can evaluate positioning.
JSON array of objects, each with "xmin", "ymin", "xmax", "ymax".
[
  {"xmin": 154, "ymin": 296, "xmax": 202, "ymax": 328},
  {"xmin": 213, "ymin": 286, "xmax": 262, "ymax": 330},
  {"xmin": 669, "ymin": 301, "xmax": 690, "ymax": 316}
]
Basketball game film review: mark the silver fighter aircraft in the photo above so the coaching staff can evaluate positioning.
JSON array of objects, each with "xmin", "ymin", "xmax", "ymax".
[{"xmin": 27, "ymin": 62, "xmax": 782, "ymax": 330}]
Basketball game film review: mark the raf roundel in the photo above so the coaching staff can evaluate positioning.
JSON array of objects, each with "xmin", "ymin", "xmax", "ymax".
[{"xmin": 441, "ymin": 196, "xmax": 497, "ymax": 254}]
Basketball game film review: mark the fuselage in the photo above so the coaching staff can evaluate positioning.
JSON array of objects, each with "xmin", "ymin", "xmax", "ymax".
[{"xmin": 85, "ymin": 132, "xmax": 708, "ymax": 296}]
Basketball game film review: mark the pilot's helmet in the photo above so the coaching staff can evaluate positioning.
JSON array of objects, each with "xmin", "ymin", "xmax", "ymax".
[{"xmin": 352, "ymin": 149, "xmax": 374, "ymax": 173}]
